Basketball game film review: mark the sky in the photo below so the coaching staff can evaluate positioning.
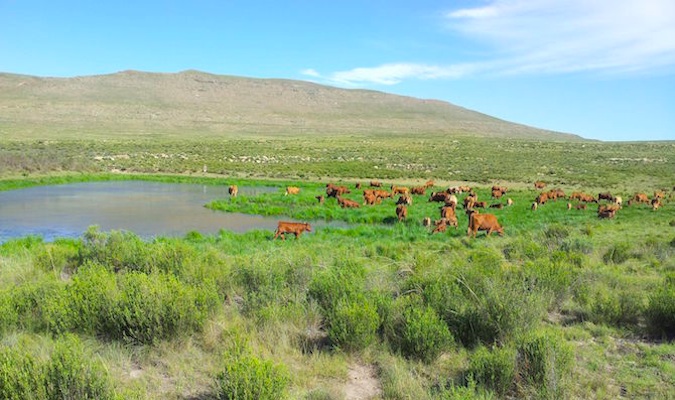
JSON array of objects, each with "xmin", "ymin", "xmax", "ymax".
[{"xmin": 1, "ymin": 0, "xmax": 674, "ymax": 141}]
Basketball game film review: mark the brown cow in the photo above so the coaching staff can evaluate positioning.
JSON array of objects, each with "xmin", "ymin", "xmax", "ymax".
[
  {"xmin": 652, "ymin": 198, "xmax": 662, "ymax": 211},
  {"xmin": 425, "ymin": 180, "xmax": 435, "ymax": 188},
  {"xmin": 534, "ymin": 181, "xmax": 547, "ymax": 189},
  {"xmin": 492, "ymin": 185, "xmax": 508, "ymax": 194},
  {"xmin": 440, "ymin": 206, "xmax": 458, "ymax": 228},
  {"xmin": 285, "ymin": 186, "xmax": 300, "ymax": 196},
  {"xmin": 598, "ymin": 192, "xmax": 614, "ymax": 202},
  {"xmin": 355, "ymin": 182, "xmax": 362, "ymax": 189},
  {"xmin": 396, "ymin": 204, "xmax": 408, "ymax": 221},
  {"xmin": 396, "ymin": 195, "xmax": 412, "ymax": 205},
  {"xmin": 491, "ymin": 188, "xmax": 504, "ymax": 199},
  {"xmin": 458, "ymin": 186, "xmax": 472, "ymax": 193},
  {"xmin": 326, "ymin": 184, "xmax": 350, "ymax": 198},
  {"xmin": 536, "ymin": 192, "xmax": 549, "ymax": 205},
  {"xmin": 228, "ymin": 185, "xmax": 238, "ymax": 198},
  {"xmin": 466, "ymin": 209, "xmax": 504, "ymax": 238},
  {"xmin": 422, "ymin": 217, "xmax": 432, "ymax": 227},
  {"xmin": 370, "ymin": 180, "xmax": 382, "ymax": 187},
  {"xmin": 575, "ymin": 203, "xmax": 587, "ymax": 210},
  {"xmin": 391, "ymin": 185, "xmax": 409, "ymax": 195},
  {"xmin": 273, "ymin": 221, "xmax": 312, "ymax": 240},
  {"xmin": 629, "ymin": 192, "xmax": 649, "ymax": 205},
  {"xmin": 473, "ymin": 201, "xmax": 487, "ymax": 208},
  {"xmin": 432, "ymin": 219, "xmax": 448, "ymax": 234},
  {"xmin": 489, "ymin": 203, "xmax": 504, "ymax": 209},
  {"xmin": 429, "ymin": 192, "xmax": 449, "ymax": 202},
  {"xmin": 411, "ymin": 186, "xmax": 427, "ymax": 195},
  {"xmin": 337, "ymin": 196, "xmax": 360, "ymax": 208},
  {"xmin": 363, "ymin": 192, "xmax": 379, "ymax": 205},
  {"xmin": 316, "ymin": 195, "xmax": 325, "ymax": 204}
]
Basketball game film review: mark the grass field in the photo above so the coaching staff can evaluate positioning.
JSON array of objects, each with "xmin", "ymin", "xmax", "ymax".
[{"xmin": 1, "ymin": 136, "xmax": 674, "ymax": 399}]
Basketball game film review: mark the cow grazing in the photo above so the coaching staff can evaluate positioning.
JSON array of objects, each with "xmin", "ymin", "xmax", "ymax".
[
  {"xmin": 440, "ymin": 206, "xmax": 458, "ymax": 228},
  {"xmin": 491, "ymin": 188, "xmax": 504, "ymax": 199},
  {"xmin": 355, "ymin": 182, "xmax": 362, "ymax": 189},
  {"xmin": 411, "ymin": 186, "xmax": 427, "ymax": 195},
  {"xmin": 598, "ymin": 192, "xmax": 614, "ymax": 202},
  {"xmin": 429, "ymin": 192, "xmax": 449, "ymax": 203},
  {"xmin": 654, "ymin": 190, "xmax": 666, "ymax": 200},
  {"xmin": 316, "ymin": 195, "xmax": 325, "ymax": 204},
  {"xmin": 396, "ymin": 195, "xmax": 412, "ymax": 205},
  {"xmin": 446, "ymin": 194, "xmax": 458, "ymax": 208},
  {"xmin": 396, "ymin": 204, "xmax": 408, "ymax": 221},
  {"xmin": 575, "ymin": 203, "xmax": 587, "ymax": 210},
  {"xmin": 473, "ymin": 201, "xmax": 487, "ymax": 208},
  {"xmin": 534, "ymin": 181, "xmax": 547, "ymax": 189},
  {"xmin": 273, "ymin": 221, "xmax": 312, "ymax": 240},
  {"xmin": 337, "ymin": 196, "xmax": 360, "ymax": 208},
  {"xmin": 490, "ymin": 203, "xmax": 504, "ymax": 209},
  {"xmin": 613, "ymin": 196, "xmax": 622, "ymax": 208},
  {"xmin": 466, "ymin": 209, "xmax": 504, "ymax": 238},
  {"xmin": 326, "ymin": 184, "xmax": 350, "ymax": 198},
  {"xmin": 425, "ymin": 180, "xmax": 435, "ymax": 188},
  {"xmin": 285, "ymin": 186, "xmax": 300, "ymax": 196},
  {"xmin": 374, "ymin": 190, "xmax": 392, "ymax": 200},
  {"xmin": 598, "ymin": 204, "xmax": 620, "ymax": 219},
  {"xmin": 458, "ymin": 186, "xmax": 472, "ymax": 193},
  {"xmin": 228, "ymin": 185, "xmax": 238, "ymax": 198},
  {"xmin": 363, "ymin": 192, "xmax": 379, "ymax": 205},
  {"xmin": 652, "ymin": 198, "xmax": 662, "ymax": 211},
  {"xmin": 536, "ymin": 192, "xmax": 549, "ymax": 205},
  {"xmin": 370, "ymin": 180, "xmax": 382, "ymax": 187},
  {"xmin": 391, "ymin": 185, "xmax": 410, "ymax": 195},
  {"xmin": 630, "ymin": 193, "xmax": 649, "ymax": 205},
  {"xmin": 432, "ymin": 219, "xmax": 448, "ymax": 234}
]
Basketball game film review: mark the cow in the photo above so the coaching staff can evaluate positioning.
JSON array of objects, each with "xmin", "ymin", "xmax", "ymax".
[
  {"xmin": 490, "ymin": 203, "xmax": 504, "ymax": 209},
  {"xmin": 432, "ymin": 219, "xmax": 448, "ymax": 234},
  {"xmin": 446, "ymin": 194, "xmax": 458, "ymax": 208},
  {"xmin": 652, "ymin": 198, "xmax": 662, "ymax": 211},
  {"xmin": 440, "ymin": 206, "xmax": 458, "ymax": 228},
  {"xmin": 575, "ymin": 203, "xmax": 587, "ymax": 210},
  {"xmin": 466, "ymin": 209, "xmax": 504, "ymax": 238},
  {"xmin": 391, "ymin": 185, "xmax": 409, "ymax": 195},
  {"xmin": 411, "ymin": 186, "xmax": 427, "ymax": 195},
  {"xmin": 534, "ymin": 181, "xmax": 547, "ymax": 189},
  {"xmin": 598, "ymin": 204, "xmax": 620, "ymax": 219},
  {"xmin": 425, "ymin": 180, "xmax": 435, "ymax": 188},
  {"xmin": 535, "ymin": 192, "xmax": 549, "ymax": 205},
  {"xmin": 326, "ymin": 183, "xmax": 350, "ymax": 198},
  {"xmin": 629, "ymin": 193, "xmax": 649, "ymax": 205},
  {"xmin": 374, "ymin": 190, "xmax": 392, "ymax": 200},
  {"xmin": 654, "ymin": 190, "xmax": 666, "ymax": 200},
  {"xmin": 273, "ymin": 221, "xmax": 312, "ymax": 240},
  {"xmin": 285, "ymin": 186, "xmax": 300, "ymax": 196},
  {"xmin": 355, "ymin": 182, "xmax": 362, "ymax": 189},
  {"xmin": 567, "ymin": 203, "xmax": 572, "ymax": 210},
  {"xmin": 492, "ymin": 185, "xmax": 508, "ymax": 194},
  {"xmin": 396, "ymin": 204, "xmax": 408, "ymax": 221},
  {"xmin": 429, "ymin": 192, "xmax": 449, "ymax": 203},
  {"xmin": 491, "ymin": 188, "xmax": 504, "ymax": 199},
  {"xmin": 228, "ymin": 185, "xmax": 238, "ymax": 198},
  {"xmin": 337, "ymin": 196, "xmax": 360, "ymax": 208},
  {"xmin": 316, "ymin": 195, "xmax": 325, "ymax": 204},
  {"xmin": 458, "ymin": 186, "xmax": 472, "ymax": 193},
  {"xmin": 506, "ymin": 198, "xmax": 514, "ymax": 207},
  {"xmin": 598, "ymin": 192, "xmax": 614, "ymax": 202},
  {"xmin": 396, "ymin": 195, "xmax": 412, "ymax": 205},
  {"xmin": 473, "ymin": 201, "xmax": 487, "ymax": 208},
  {"xmin": 363, "ymin": 192, "xmax": 379, "ymax": 205},
  {"xmin": 370, "ymin": 180, "xmax": 382, "ymax": 187},
  {"xmin": 531, "ymin": 202, "xmax": 538, "ymax": 211},
  {"xmin": 422, "ymin": 217, "xmax": 432, "ymax": 227},
  {"xmin": 613, "ymin": 196, "xmax": 622, "ymax": 208}
]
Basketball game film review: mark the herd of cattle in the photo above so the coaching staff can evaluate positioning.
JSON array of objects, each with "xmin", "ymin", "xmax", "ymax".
[{"xmin": 225, "ymin": 180, "xmax": 671, "ymax": 240}]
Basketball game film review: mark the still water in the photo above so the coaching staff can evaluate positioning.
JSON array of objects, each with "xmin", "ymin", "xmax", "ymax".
[{"xmin": 0, "ymin": 181, "xmax": 285, "ymax": 243}]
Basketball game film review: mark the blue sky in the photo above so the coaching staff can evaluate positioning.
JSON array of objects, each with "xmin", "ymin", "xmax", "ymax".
[{"xmin": 1, "ymin": 0, "xmax": 674, "ymax": 141}]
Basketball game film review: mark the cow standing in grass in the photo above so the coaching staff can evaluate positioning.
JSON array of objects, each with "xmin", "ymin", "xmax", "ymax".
[{"xmin": 273, "ymin": 221, "xmax": 312, "ymax": 240}]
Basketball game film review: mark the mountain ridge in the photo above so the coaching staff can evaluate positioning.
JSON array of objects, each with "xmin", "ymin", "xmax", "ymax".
[{"xmin": 0, "ymin": 70, "xmax": 584, "ymax": 141}]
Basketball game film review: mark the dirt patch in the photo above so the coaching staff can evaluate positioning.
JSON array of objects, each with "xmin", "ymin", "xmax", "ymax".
[{"xmin": 344, "ymin": 363, "xmax": 382, "ymax": 400}]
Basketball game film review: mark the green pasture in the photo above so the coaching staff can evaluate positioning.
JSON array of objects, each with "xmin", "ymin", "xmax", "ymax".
[{"xmin": 0, "ymin": 136, "xmax": 674, "ymax": 399}]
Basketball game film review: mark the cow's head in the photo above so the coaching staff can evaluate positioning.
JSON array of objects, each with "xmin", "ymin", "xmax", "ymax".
[{"xmin": 304, "ymin": 223, "xmax": 312, "ymax": 232}]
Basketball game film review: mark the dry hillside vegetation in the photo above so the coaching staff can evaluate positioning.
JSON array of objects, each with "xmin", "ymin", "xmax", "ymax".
[{"xmin": 0, "ymin": 70, "xmax": 581, "ymax": 140}]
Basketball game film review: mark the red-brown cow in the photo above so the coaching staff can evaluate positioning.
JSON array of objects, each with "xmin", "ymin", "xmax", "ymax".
[
  {"xmin": 337, "ymin": 196, "xmax": 360, "ymax": 208},
  {"xmin": 228, "ymin": 185, "xmax": 238, "ymax": 198},
  {"xmin": 391, "ymin": 185, "xmax": 410, "ymax": 195},
  {"xmin": 432, "ymin": 219, "xmax": 447, "ymax": 234},
  {"xmin": 466, "ymin": 209, "xmax": 504, "ymax": 238},
  {"xmin": 429, "ymin": 192, "xmax": 449, "ymax": 202},
  {"xmin": 425, "ymin": 180, "xmax": 435, "ymax": 188},
  {"xmin": 396, "ymin": 204, "xmax": 408, "ymax": 221},
  {"xmin": 396, "ymin": 195, "xmax": 412, "ymax": 205},
  {"xmin": 534, "ymin": 181, "xmax": 547, "ymax": 189},
  {"xmin": 363, "ymin": 192, "xmax": 379, "ymax": 205},
  {"xmin": 370, "ymin": 180, "xmax": 382, "ymax": 187},
  {"xmin": 273, "ymin": 221, "xmax": 312, "ymax": 240},
  {"xmin": 411, "ymin": 186, "xmax": 427, "ymax": 195},
  {"xmin": 316, "ymin": 195, "xmax": 325, "ymax": 204},
  {"xmin": 440, "ymin": 206, "xmax": 458, "ymax": 228},
  {"xmin": 285, "ymin": 186, "xmax": 300, "ymax": 196}
]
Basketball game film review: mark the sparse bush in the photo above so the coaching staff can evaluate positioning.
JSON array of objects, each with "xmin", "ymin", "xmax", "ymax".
[
  {"xmin": 516, "ymin": 329, "xmax": 573, "ymax": 399},
  {"xmin": 468, "ymin": 345, "xmax": 516, "ymax": 396},
  {"xmin": 602, "ymin": 242, "xmax": 633, "ymax": 264},
  {"xmin": 215, "ymin": 354, "xmax": 289, "ymax": 400},
  {"xmin": 0, "ymin": 345, "xmax": 45, "ymax": 399},
  {"xmin": 645, "ymin": 280, "xmax": 675, "ymax": 339}
]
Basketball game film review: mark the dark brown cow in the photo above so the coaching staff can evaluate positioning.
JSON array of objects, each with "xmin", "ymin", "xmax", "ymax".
[
  {"xmin": 597, "ymin": 204, "xmax": 619, "ymax": 219},
  {"xmin": 285, "ymin": 186, "xmax": 300, "ymax": 196},
  {"xmin": 598, "ymin": 192, "xmax": 614, "ymax": 202},
  {"xmin": 396, "ymin": 195, "xmax": 412, "ymax": 205},
  {"xmin": 337, "ymin": 196, "xmax": 360, "ymax": 208},
  {"xmin": 489, "ymin": 203, "xmax": 504, "ymax": 209},
  {"xmin": 228, "ymin": 185, "xmax": 238, "ymax": 197},
  {"xmin": 473, "ymin": 201, "xmax": 487, "ymax": 208},
  {"xmin": 396, "ymin": 204, "xmax": 408, "ymax": 221},
  {"xmin": 273, "ymin": 221, "xmax": 312, "ymax": 240},
  {"xmin": 316, "ymin": 195, "xmax": 325, "ymax": 204},
  {"xmin": 411, "ymin": 186, "xmax": 427, "ymax": 195},
  {"xmin": 429, "ymin": 192, "xmax": 449, "ymax": 202},
  {"xmin": 575, "ymin": 203, "xmax": 587, "ymax": 210},
  {"xmin": 326, "ymin": 183, "xmax": 350, "ymax": 198},
  {"xmin": 651, "ymin": 198, "xmax": 662, "ymax": 211},
  {"xmin": 466, "ymin": 209, "xmax": 504, "ymax": 238}
]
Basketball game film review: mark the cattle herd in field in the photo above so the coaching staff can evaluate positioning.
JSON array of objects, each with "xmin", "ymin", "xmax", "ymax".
[{"xmin": 227, "ymin": 180, "xmax": 671, "ymax": 240}]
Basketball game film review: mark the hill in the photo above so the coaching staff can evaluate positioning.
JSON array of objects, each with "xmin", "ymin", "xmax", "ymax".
[{"xmin": 0, "ymin": 70, "xmax": 582, "ymax": 140}]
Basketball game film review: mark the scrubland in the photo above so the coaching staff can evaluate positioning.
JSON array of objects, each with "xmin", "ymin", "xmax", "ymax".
[{"xmin": 1, "ymin": 136, "xmax": 674, "ymax": 399}]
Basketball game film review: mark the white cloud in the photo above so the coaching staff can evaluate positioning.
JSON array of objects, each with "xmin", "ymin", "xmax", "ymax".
[
  {"xmin": 446, "ymin": 0, "xmax": 675, "ymax": 75},
  {"xmin": 300, "ymin": 68, "xmax": 320, "ymax": 77}
]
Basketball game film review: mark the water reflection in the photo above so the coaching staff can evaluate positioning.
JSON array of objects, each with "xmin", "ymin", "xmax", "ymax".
[{"xmin": 0, "ymin": 181, "xmax": 290, "ymax": 242}]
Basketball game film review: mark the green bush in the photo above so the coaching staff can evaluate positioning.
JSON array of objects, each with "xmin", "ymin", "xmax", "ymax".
[
  {"xmin": 467, "ymin": 345, "xmax": 516, "ymax": 396},
  {"xmin": 45, "ymin": 334, "xmax": 118, "ymax": 399},
  {"xmin": 384, "ymin": 296, "xmax": 453, "ymax": 362},
  {"xmin": 0, "ymin": 345, "xmax": 45, "ymax": 400},
  {"xmin": 516, "ymin": 330, "xmax": 573, "ymax": 399},
  {"xmin": 328, "ymin": 294, "xmax": 379, "ymax": 351},
  {"xmin": 0, "ymin": 289, "xmax": 18, "ymax": 333},
  {"xmin": 11, "ymin": 277, "xmax": 72, "ymax": 334},
  {"xmin": 215, "ymin": 354, "xmax": 289, "ymax": 400},
  {"xmin": 645, "ymin": 280, "xmax": 675, "ymax": 339},
  {"xmin": 602, "ymin": 242, "xmax": 633, "ymax": 264}
]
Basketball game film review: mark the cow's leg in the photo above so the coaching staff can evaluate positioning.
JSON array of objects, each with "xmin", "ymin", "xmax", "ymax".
[
  {"xmin": 273, "ymin": 230, "xmax": 280, "ymax": 240},
  {"xmin": 294, "ymin": 232, "xmax": 300, "ymax": 239}
]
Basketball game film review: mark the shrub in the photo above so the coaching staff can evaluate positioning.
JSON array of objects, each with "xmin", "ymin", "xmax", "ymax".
[
  {"xmin": 645, "ymin": 280, "xmax": 675, "ymax": 339},
  {"xmin": 0, "ymin": 289, "xmax": 18, "ymax": 333},
  {"xmin": 215, "ymin": 354, "xmax": 289, "ymax": 400},
  {"xmin": 516, "ymin": 330, "xmax": 573, "ymax": 398},
  {"xmin": 602, "ymin": 242, "xmax": 632, "ymax": 264},
  {"xmin": 384, "ymin": 296, "xmax": 453, "ymax": 362},
  {"xmin": 45, "ymin": 334, "xmax": 119, "ymax": 399},
  {"xmin": 328, "ymin": 294, "xmax": 379, "ymax": 351},
  {"xmin": 467, "ymin": 345, "xmax": 516, "ymax": 396},
  {"xmin": 0, "ymin": 345, "xmax": 45, "ymax": 399}
]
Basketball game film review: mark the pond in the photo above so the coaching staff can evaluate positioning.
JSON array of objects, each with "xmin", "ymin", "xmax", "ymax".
[{"xmin": 0, "ymin": 181, "xmax": 298, "ymax": 243}]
